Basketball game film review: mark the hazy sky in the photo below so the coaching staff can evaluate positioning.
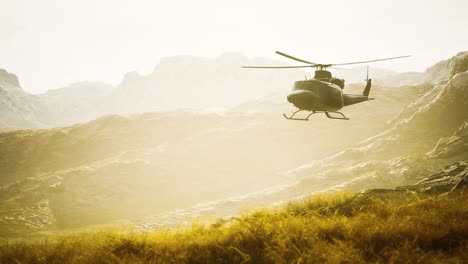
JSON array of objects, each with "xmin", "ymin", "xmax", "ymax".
[{"xmin": 1, "ymin": 0, "xmax": 467, "ymax": 93}]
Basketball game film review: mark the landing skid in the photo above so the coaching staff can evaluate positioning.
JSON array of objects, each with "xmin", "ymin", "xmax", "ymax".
[
  {"xmin": 283, "ymin": 109, "xmax": 317, "ymax": 121},
  {"xmin": 325, "ymin": 111, "xmax": 349, "ymax": 120},
  {"xmin": 283, "ymin": 110, "xmax": 349, "ymax": 121}
]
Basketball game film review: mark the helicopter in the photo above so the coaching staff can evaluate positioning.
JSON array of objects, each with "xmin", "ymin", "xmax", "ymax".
[{"xmin": 242, "ymin": 51, "xmax": 410, "ymax": 121}]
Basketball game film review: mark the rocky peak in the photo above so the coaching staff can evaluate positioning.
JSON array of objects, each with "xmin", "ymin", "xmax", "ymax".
[
  {"xmin": 425, "ymin": 51, "xmax": 468, "ymax": 84},
  {"xmin": 0, "ymin": 68, "xmax": 21, "ymax": 90}
]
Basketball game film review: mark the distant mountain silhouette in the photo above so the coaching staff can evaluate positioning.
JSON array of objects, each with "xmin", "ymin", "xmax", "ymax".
[
  {"xmin": 4, "ymin": 52, "xmax": 466, "ymax": 129},
  {"xmin": 108, "ymin": 52, "xmax": 304, "ymax": 113},
  {"xmin": 0, "ymin": 53, "xmax": 304, "ymax": 128},
  {"xmin": 39, "ymin": 81, "xmax": 114, "ymax": 126}
]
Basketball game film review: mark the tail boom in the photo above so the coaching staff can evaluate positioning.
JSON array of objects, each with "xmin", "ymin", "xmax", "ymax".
[
  {"xmin": 343, "ymin": 79, "xmax": 373, "ymax": 106},
  {"xmin": 343, "ymin": 94, "xmax": 372, "ymax": 106}
]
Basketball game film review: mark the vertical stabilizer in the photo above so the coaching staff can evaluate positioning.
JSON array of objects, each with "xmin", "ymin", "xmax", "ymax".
[
  {"xmin": 363, "ymin": 79, "xmax": 372, "ymax": 96},
  {"xmin": 363, "ymin": 65, "xmax": 371, "ymax": 96}
]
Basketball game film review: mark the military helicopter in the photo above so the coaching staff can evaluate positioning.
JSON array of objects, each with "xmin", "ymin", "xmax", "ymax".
[{"xmin": 242, "ymin": 51, "xmax": 410, "ymax": 120}]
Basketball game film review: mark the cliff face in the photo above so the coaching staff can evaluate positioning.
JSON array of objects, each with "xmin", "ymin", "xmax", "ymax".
[
  {"xmin": 286, "ymin": 70, "xmax": 468, "ymax": 196},
  {"xmin": 376, "ymin": 51, "xmax": 468, "ymax": 87}
]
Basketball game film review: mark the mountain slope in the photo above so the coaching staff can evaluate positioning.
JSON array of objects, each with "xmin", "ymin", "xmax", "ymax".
[
  {"xmin": 0, "ymin": 52, "xmax": 467, "ymax": 238},
  {"xmin": 0, "ymin": 80, "xmax": 427, "ymax": 236},
  {"xmin": 39, "ymin": 81, "xmax": 114, "ymax": 126}
]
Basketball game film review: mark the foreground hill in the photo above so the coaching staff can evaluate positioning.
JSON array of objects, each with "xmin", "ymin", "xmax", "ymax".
[{"xmin": 0, "ymin": 165, "xmax": 466, "ymax": 263}]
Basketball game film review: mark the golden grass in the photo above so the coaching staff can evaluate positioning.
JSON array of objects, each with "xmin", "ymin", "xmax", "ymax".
[{"xmin": 0, "ymin": 190, "xmax": 466, "ymax": 264}]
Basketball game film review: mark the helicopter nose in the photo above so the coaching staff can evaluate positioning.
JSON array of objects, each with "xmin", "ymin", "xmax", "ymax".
[{"xmin": 287, "ymin": 90, "xmax": 318, "ymax": 106}]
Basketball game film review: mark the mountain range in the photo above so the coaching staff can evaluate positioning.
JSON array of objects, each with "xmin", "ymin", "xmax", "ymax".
[
  {"xmin": 4, "ymin": 52, "xmax": 464, "ymax": 130},
  {"xmin": 0, "ymin": 53, "xmax": 304, "ymax": 129}
]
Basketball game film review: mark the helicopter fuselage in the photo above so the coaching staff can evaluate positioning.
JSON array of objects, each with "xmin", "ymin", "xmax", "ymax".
[
  {"xmin": 287, "ymin": 79, "xmax": 344, "ymax": 112},
  {"xmin": 242, "ymin": 51, "xmax": 409, "ymax": 120}
]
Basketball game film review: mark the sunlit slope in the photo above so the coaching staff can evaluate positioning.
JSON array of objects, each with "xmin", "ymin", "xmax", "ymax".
[
  {"xmin": 155, "ymin": 53, "xmax": 468, "ymax": 223},
  {"xmin": 0, "ymin": 81, "xmax": 429, "ymax": 187},
  {"xmin": 0, "ymin": 82, "xmax": 425, "ymax": 236},
  {"xmin": 0, "ymin": 113, "xmax": 223, "ymax": 184}
]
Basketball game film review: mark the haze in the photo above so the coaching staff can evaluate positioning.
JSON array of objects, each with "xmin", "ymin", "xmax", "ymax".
[
  {"xmin": 0, "ymin": 1, "xmax": 467, "ymax": 260},
  {"xmin": 1, "ymin": 0, "xmax": 467, "ymax": 93}
]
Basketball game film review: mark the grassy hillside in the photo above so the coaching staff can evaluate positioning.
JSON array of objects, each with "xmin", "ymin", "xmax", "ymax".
[{"xmin": 1, "ymin": 190, "xmax": 466, "ymax": 264}]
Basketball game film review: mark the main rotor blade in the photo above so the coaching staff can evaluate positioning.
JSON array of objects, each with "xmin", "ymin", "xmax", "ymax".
[
  {"xmin": 242, "ymin": 65, "xmax": 314, "ymax": 69},
  {"xmin": 275, "ymin": 51, "xmax": 317, "ymax": 65},
  {"xmin": 330, "ymin": 66, "xmax": 349, "ymax": 70},
  {"xmin": 331, "ymin": 55, "xmax": 411, "ymax": 66}
]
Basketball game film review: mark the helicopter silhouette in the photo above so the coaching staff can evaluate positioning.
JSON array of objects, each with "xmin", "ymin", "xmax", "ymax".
[{"xmin": 243, "ymin": 51, "xmax": 410, "ymax": 121}]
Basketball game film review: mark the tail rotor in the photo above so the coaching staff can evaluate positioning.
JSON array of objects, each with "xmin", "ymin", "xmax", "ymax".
[{"xmin": 365, "ymin": 64, "xmax": 369, "ymax": 82}]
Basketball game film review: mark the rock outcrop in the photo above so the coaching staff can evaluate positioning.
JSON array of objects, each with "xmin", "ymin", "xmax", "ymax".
[{"xmin": 366, "ymin": 160, "xmax": 468, "ymax": 195}]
